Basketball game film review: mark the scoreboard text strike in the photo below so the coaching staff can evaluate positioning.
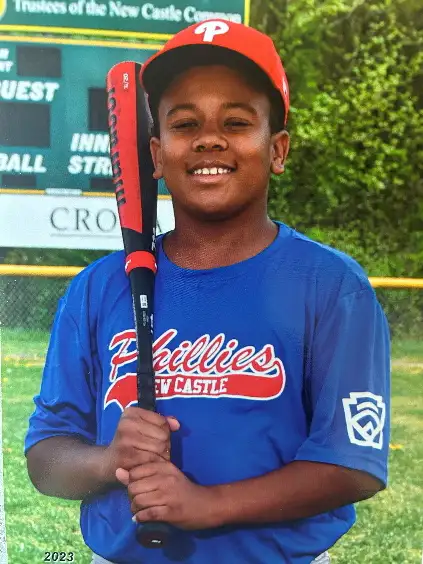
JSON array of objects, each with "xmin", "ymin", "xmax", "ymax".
[{"xmin": 0, "ymin": 38, "xmax": 170, "ymax": 196}]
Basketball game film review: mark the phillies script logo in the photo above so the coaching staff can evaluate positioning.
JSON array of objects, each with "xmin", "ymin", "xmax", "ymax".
[{"xmin": 104, "ymin": 329, "xmax": 286, "ymax": 411}]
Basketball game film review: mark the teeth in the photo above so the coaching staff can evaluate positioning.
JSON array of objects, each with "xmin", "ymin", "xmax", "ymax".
[{"xmin": 192, "ymin": 167, "xmax": 232, "ymax": 175}]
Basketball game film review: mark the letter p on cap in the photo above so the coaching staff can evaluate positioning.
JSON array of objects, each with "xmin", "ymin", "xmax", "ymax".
[{"xmin": 194, "ymin": 20, "xmax": 230, "ymax": 43}]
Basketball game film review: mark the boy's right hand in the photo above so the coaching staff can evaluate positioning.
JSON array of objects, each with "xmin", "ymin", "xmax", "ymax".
[{"xmin": 102, "ymin": 407, "xmax": 180, "ymax": 484}]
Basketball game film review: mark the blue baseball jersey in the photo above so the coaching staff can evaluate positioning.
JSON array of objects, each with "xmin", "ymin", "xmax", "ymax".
[{"xmin": 25, "ymin": 222, "xmax": 390, "ymax": 564}]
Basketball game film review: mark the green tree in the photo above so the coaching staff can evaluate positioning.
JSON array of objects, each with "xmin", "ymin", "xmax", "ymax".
[{"xmin": 253, "ymin": 0, "xmax": 423, "ymax": 277}]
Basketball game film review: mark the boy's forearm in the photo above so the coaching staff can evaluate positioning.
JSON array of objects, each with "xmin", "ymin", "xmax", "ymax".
[
  {"xmin": 209, "ymin": 460, "xmax": 382, "ymax": 527},
  {"xmin": 26, "ymin": 436, "xmax": 118, "ymax": 500}
]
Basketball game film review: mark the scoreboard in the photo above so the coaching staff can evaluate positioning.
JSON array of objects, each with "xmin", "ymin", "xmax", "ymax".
[
  {"xmin": 0, "ymin": 36, "xmax": 174, "ymax": 250},
  {"xmin": 0, "ymin": 36, "xmax": 166, "ymax": 194}
]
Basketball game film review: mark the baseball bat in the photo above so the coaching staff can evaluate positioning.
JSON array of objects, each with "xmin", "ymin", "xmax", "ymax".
[{"xmin": 106, "ymin": 61, "xmax": 170, "ymax": 549}]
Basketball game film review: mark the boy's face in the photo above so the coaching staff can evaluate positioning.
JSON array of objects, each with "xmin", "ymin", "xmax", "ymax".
[{"xmin": 150, "ymin": 64, "xmax": 289, "ymax": 221}]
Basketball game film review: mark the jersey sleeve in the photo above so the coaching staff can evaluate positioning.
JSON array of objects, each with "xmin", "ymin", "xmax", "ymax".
[
  {"xmin": 24, "ymin": 287, "xmax": 98, "ymax": 455},
  {"xmin": 294, "ymin": 287, "xmax": 391, "ymax": 486}
]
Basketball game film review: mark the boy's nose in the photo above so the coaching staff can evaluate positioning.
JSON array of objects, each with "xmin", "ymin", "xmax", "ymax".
[{"xmin": 192, "ymin": 134, "xmax": 228, "ymax": 152}]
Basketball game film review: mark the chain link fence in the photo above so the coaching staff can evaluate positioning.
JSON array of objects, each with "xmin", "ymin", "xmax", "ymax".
[
  {"xmin": 1, "ymin": 272, "xmax": 423, "ymax": 358},
  {"xmin": 1, "ymin": 275, "xmax": 70, "ymax": 332}
]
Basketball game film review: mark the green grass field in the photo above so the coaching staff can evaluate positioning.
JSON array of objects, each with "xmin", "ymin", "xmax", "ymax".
[{"xmin": 1, "ymin": 329, "xmax": 422, "ymax": 563}]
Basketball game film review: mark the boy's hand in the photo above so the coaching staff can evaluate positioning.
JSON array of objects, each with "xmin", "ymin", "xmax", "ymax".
[
  {"xmin": 116, "ymin": 462, "xmax": 220, "ymax": 530},
  {"xmin": 102, "ymin": 407, "xmax": 180, "ymax": 482}
]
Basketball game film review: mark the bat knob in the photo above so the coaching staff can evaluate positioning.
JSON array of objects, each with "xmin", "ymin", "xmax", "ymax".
[{"xmin": 136, "ymin": 522, "xmax": 171, "ymax": 548}]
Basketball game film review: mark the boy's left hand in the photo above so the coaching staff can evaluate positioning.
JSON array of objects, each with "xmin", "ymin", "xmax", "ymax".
[{"xmin": 116, "ymin": 462, "xmax": 220, "ymax": 530}]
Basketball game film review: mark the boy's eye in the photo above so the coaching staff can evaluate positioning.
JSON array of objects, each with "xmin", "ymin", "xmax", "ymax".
[
  {"xmin": 225, "ymin": 119, "xmax": 250, "ymax": 128},
  {"xmin": 171, "ymin": 120, "xmax": 197, "ymax": 130}
]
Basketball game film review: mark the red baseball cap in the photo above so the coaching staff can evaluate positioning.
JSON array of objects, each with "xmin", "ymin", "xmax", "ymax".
[{"xmin": 139, "ymin": 19, "xmax": 290, "ymax": 128}]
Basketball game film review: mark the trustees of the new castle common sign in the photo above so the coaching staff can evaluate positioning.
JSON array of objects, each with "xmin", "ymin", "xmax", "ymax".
[{"xmin": 0, "ymin": 0, "xmax": 248, "ymax": 39}]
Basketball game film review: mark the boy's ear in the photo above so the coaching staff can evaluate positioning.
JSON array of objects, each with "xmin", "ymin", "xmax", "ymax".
[
  {"xmin": 150, "ymin": 137, "xmax": 163, "ymax": 180},
  {"xmin": 270, "ymin": 131, "xmax": 290, "ymax": 175}
]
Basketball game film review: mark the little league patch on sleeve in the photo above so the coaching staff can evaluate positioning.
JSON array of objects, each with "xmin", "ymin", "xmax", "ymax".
[{"xmin": 342, "ymin": 392, "xmax": 386, "ymax": 450}]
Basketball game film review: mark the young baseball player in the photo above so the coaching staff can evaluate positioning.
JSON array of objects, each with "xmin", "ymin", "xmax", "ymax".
[{"xmin": 25, "ymin": 19, "xmax": 390, "ymax": 564}]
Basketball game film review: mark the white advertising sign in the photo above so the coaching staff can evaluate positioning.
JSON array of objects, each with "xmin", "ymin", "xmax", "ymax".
[{"xmin": 0, "ymin": 194, "xmax": 174, "ymax": 250}]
